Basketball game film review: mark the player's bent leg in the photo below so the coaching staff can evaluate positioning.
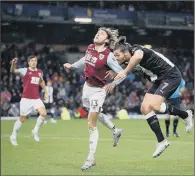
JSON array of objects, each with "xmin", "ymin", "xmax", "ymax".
[
  {"xmin": 10, "ymin": 116, "xmax": 26, "ymax": 146},
  {"xmin": 98, "ymin": 113, "xmax": 123, "ymax": 147},
  {"xmin": 81, "ymin": 112, "xmax": 98, "ymax": 171},
  {"xmin": 10, "ymin": 98, "xmax": 33, "ymax": 146},
  {"xmin": 160, "ymin": 102, "xmax": 193, "ymax": 133},
  {"xmin": 148, "ymin": 94, "xmax": 165, "ymax": 112},
  {"xmin": 32, "ymin": 106, "xmax": 46, "ymax": 142},
  {"xmin": 141, "ymin": 93, "xmax": 170, "ymax": 158}
]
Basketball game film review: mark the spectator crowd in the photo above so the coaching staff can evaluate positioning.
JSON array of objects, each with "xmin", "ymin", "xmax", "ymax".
[{"xmin": 1, "ymin": 43, "xmax": 194, "ymax": 118}]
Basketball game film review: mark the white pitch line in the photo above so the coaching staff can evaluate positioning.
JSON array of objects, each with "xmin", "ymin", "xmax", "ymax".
[{"xmin": 1, "ymin": 134, "xmax": 194, "ymax": 144}]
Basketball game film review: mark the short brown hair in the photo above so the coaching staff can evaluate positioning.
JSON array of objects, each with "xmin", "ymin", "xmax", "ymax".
[{"xmin": 27, "ymin": 55, "xmax": 37, "ymax": 61}]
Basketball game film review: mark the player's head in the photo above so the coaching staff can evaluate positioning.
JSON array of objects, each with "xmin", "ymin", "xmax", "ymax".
[
  {"xmin": 47, "ymin": 80, "xmax": 52, "ymax": 86},
  {"xmin": 93, "ymin": 27, "xmax": 119, "ymax": 49},
  {"xmin": 27, "ymin": 55, "xmax": 37, "ymax": 69},
  {"xmin": 114, "ymin": 36, "xmax": 132, "ymax": 64}
]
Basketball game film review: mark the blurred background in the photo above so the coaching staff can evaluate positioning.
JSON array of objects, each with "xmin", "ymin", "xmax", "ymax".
[{"xmin": 1, "ymin": 1, "xmax": 194, "ymax": 119}]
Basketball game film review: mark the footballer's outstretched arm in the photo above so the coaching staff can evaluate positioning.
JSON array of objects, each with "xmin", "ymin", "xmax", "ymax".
[{"xmin": 64, "ymin": 57, "xmax": 85, "ymax": 70}]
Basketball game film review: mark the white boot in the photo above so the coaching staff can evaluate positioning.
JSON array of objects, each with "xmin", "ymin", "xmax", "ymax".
[
  {"xmin": 153, "ymin": 140, "xmax": 170, "ymax": 158},
  {"xmin": 184, "ymin": 110, "xmax": 193, "ymax": 133}
]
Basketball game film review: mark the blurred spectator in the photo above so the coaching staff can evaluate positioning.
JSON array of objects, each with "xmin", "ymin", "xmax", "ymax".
[
  {"xmin": 1, "ymin": 88, "xmax": 12, "ymax": 116},
  {"xmin": 1, "ymin": 42, "xmax": 194, "ymax": 118},
  {"xmin": 128, "ymin": 4, "xmax": 135, "ymax": 11}
]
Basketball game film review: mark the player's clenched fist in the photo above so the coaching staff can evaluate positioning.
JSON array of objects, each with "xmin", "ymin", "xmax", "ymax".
[
  {"xmin": 63, "ymin": 63, "xmax": 72, "ymax": 69},
  {"xmin": 11, "ymin": 58, "xmax": 18, "ymax": 64}
]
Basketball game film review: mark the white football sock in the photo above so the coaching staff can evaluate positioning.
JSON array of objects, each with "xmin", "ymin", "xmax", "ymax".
[
  {"xmin": 87, "ymin": 127, "xmax": 99, "ymax": 161},
  {"xmin": 98, "ymin": 113, "xmax": 117, "ymax": 133},
  {"xmin": 11, "ymin": 118, "xmax": 22, "ymax": 137},
  {"xmin": 33, "ymin": 115, "xmax": 44, "ymax": 133}
]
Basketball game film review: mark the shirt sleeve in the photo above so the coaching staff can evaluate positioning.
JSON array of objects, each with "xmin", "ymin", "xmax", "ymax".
[
  {"xmin": 18, "ymin": 68, "xmax": 27, "ymax": 77},
  {"xmin": 107, "ymin": 53, "xmax": 124, "ymax": 73},
  {"xmin": 107, "ymin": 53, "xmax": 126, "ymax": 85},
  {"xmin": 181, "ymin": 79, "xmax": 185, "ymax": 88},
  {"xmin": 72, "ymin": 57, "xmax": 85, "ymax": 69}
]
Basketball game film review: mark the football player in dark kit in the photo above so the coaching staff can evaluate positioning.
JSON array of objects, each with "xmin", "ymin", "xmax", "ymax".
[{"xmin": 112, "ymin": 37, "xmax": 193, "ymax": 158}]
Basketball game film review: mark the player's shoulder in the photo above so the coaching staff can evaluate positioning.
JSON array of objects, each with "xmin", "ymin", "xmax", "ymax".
[
  {"xmin": 18, "ymin": 67, "xmax": 27, "ymax": 72},
  {"xmin": 132, "ymin": 44, "xmax": 144, "ymax": 50},
  {"xmin": 129, "ymin": 44, "xmax": 143, "ymax": 54},
  {"xmin": 37, "ymin": 68, "xmax": 43, "ymax": 72},
  {"xmin": 106, "ymin": 52, "xmax": 116, "ymax": 63},
  {"xmin": 19, "ymin": 67, "xmax": 27, "ymax": 70},
  {"xmin": 87, "ymin": 44, "xmax": 95, "ymax": 50}
]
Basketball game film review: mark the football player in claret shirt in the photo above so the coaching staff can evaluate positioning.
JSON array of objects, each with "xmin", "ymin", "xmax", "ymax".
[
  {"xmin": 64, "ymin": 27, "xmax": 125, "ymax": 170},
  {"xmin": 10, "ymin": 55, "xmax": 48, "ymax": 146}
]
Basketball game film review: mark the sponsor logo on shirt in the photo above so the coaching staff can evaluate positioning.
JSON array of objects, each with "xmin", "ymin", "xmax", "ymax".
[{"xmin": 99, "ymin": 54, "xmax": 104, "ymax": 60}]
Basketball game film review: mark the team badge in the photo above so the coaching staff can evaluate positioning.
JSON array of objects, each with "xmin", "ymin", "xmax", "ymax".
[
  {"xmin": 38, "ymin": 73, "xmax": 42, "ymax": 77},
  {"xmin": 99, "ymin": 54, "xmax": 104, "ymax": 60}
]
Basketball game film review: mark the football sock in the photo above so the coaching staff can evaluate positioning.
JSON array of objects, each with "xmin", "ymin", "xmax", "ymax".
[
  {"xmin": 160, "ymin": 102, "xmax": 188, "ymax": 119},
  {"xmin": 33, "ymin": 115, "xmax": 44, "ymax": 133},
  {"xmin": 11, "ymin": 118, "xmax": 22, "ymax": 138},
  {"xmin": 98, "ymin": 113, "xmax": 117, "ymax": 133},
  {"xmin": 87, "ymin": 127, "xmax": 99, "ymax": 161},
  {"xmin": 146, "ymin": 111, "xmax": 165, "ymax": 143},
  {"xmin": 165, "ymin": 119, "xmax": 170, "ymax": 134},
  {"xmin": 173, "ymin": 119, "xmax": 179, "ymax": 133}
]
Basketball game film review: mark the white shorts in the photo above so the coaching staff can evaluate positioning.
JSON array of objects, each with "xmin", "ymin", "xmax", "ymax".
[
  {"xmin": 20, "ymin": 98, "xmax": 45, "ymax": 116},
  {"xmin": 82, "ymin": 83, "xmax": 106, "ymax": 112}
]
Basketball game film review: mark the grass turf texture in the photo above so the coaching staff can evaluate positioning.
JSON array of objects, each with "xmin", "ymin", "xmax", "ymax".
[{"xmin": 1, "ymin": 119, "xmax": 194, "ymax": 175}]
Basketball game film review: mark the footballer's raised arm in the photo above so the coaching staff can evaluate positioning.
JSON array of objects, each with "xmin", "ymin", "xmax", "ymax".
[
  {"xmin": 10, "ymin": 58, "xmax": 28, "ymax": 77},
  {"xmin": 10, "ymin": 58, "xmax": 20, "ymax": 74}
]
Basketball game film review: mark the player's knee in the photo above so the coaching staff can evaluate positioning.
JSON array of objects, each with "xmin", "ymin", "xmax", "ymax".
[
  {"xmin": 88, "ymin": 121, "xmax": 95, "ymax": 129},
  {"xmin": 19, "ymin": 116, "xmax": 26, "ymax": 123},
  {"xmin": 150, "ymin": 102, "xmax": 161, "ymax": 111},
  {"xmin": 141, "ymin": 104, "xmax": 151, "ymax": 115},
  {"xmin": 40, "ymin": 110, "xmax": 47, "ymax": 117}
]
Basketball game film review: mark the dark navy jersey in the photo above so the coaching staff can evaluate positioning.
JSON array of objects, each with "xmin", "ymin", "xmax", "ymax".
[{"xmin": 129, "ymin": 45, "xmax": 175, "ymax": 79}]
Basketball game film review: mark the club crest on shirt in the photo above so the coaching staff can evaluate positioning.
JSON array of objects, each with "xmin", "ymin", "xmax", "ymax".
[
  {"xmin": 99, "ymin": 54, "xmax": 104, "ymax": 60},
  {"xmin": 29, "ymin": 72, "xmax": 32, "ymax": 74},
  {"xmin": 38, "ymin": 73, "xmax": 42, "ymax": 77}
]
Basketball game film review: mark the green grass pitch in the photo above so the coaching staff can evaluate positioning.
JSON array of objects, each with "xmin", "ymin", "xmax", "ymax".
[{"xmin": 1, "ymin": 119, "xmax": 194, "ymax": 175}]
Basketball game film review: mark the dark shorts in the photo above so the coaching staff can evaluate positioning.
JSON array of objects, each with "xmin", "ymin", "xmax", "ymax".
[
  {"xmin": 45, "ymin": 103, "xmax": 52, "ymax": 110},
  {"xmin": 166, "ymin": 97, "xmax": 181, "ymax": 109},
  {"xmin": 147, "ymin": 67, "xmax": 182, "ymax": 99}
]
